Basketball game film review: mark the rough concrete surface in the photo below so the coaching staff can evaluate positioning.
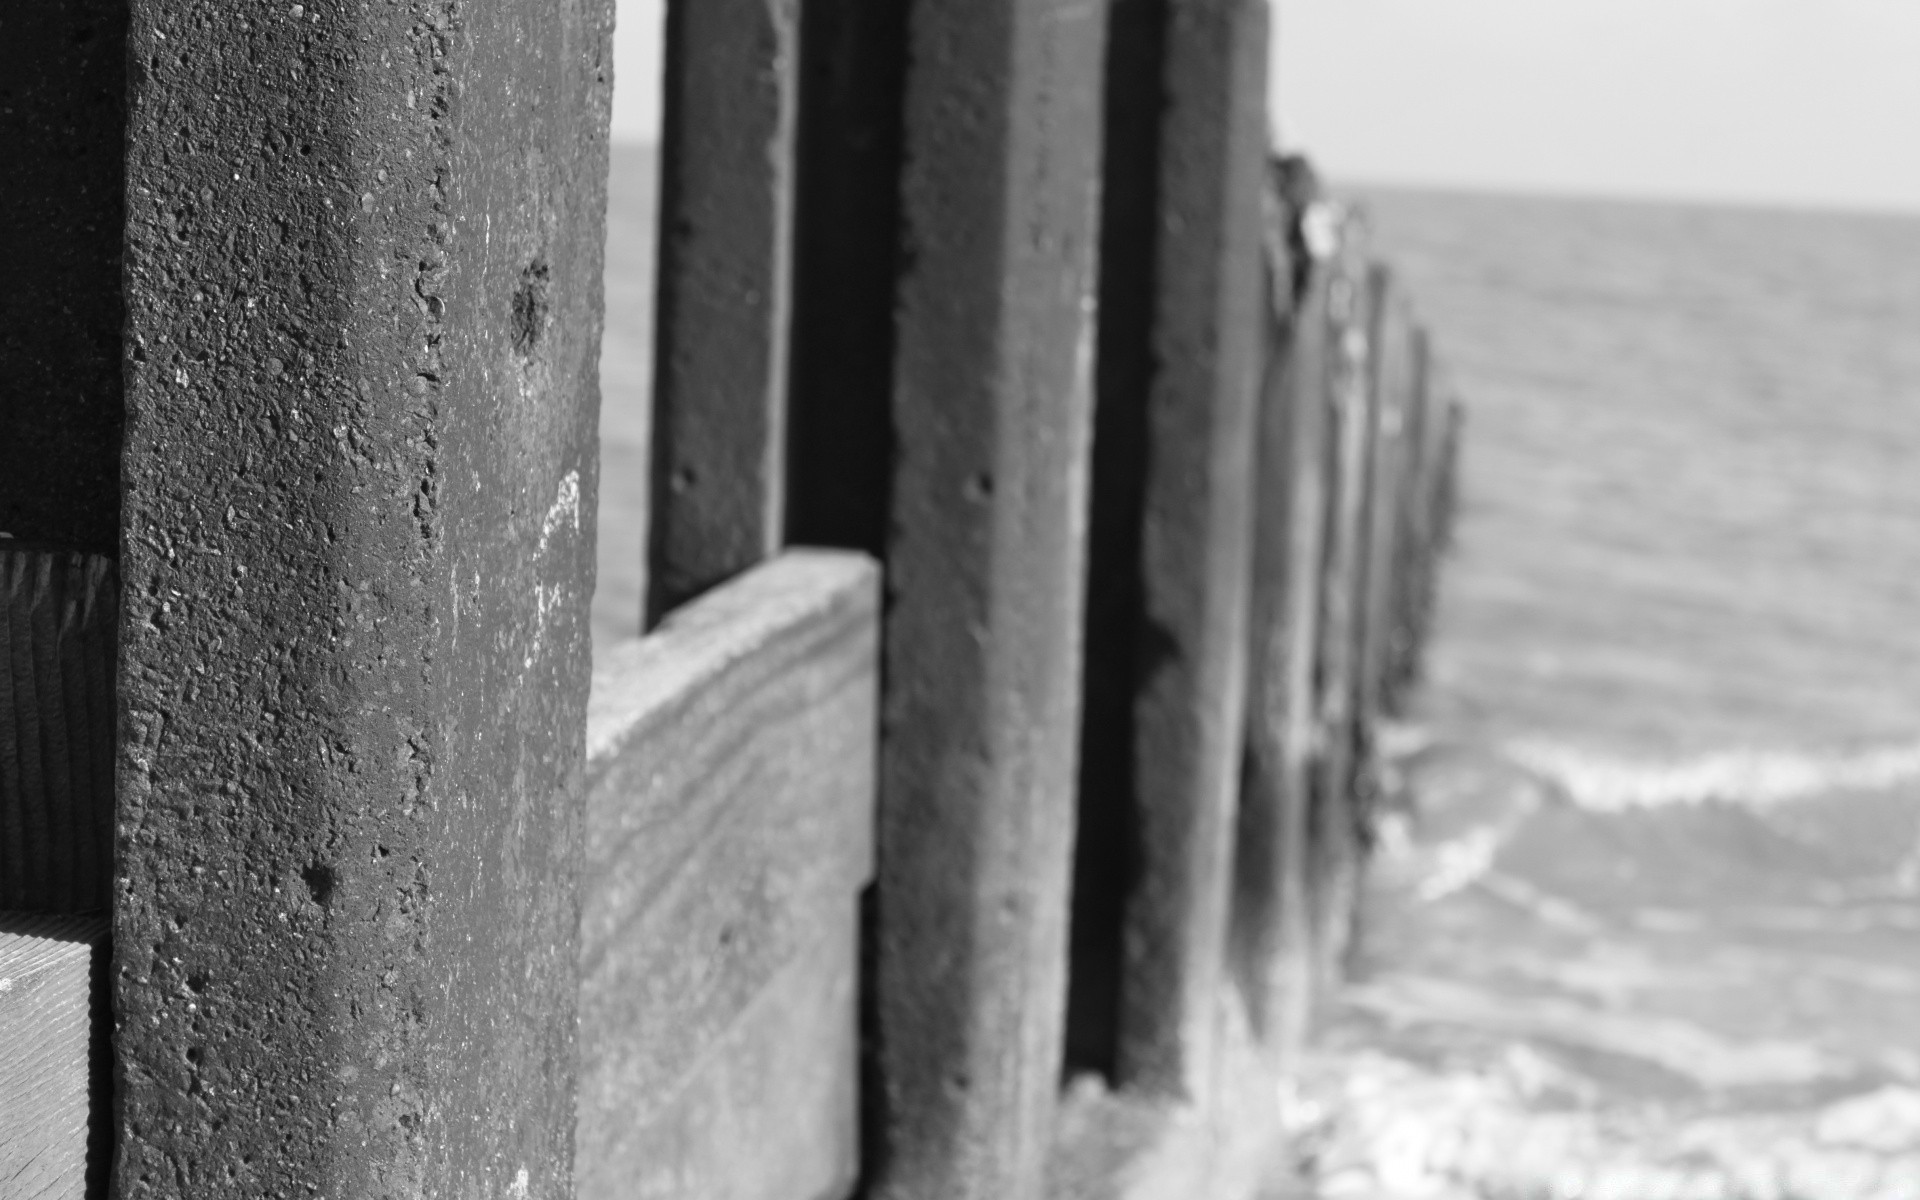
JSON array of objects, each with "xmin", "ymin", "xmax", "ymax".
[{"xmin": 115, "ymin": 1, "xmax": 612, "ymax": 1195}]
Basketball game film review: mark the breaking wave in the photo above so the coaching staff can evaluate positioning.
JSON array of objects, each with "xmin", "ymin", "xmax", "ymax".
[{"xmin": 1503, "ymin": 740, "xmax": 1920, "ymax": 812}]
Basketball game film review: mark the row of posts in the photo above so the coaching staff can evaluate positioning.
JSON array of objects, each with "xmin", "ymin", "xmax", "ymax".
[{"xmin": 0, "ymin": 0, "xmax": 1458, "ymax": 1196}]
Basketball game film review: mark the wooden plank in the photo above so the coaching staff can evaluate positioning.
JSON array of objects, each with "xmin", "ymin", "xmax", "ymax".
[
  {"xmin": 1306, "ymin": 213, "xmax": 1379, "ymax": 988},
  {"xmin": 115, "ymin": 0, "xmax": 613, "ymax": 1190},
  {"xmin": 1071, "ymin": 0, "xmax": 1271, "ymax": 1099},
  {"xmin": 580, "ymin": 907, "xmax": 861, "ymax": 1200},
  {"xmin": 576, "ymin": 549, "xmax": 878, "ymax": 1196},
  {"xmin": 646, "ymin": 0, "xmax": 802, "ymax": 622},
  {"xmin": 875, "ymin": 3, "xmax": 1107, "ymax": 1197},
  {"xmin": 1, "ymin": 550, "xmax": 116, "ymax": 914},
  {"xmin": 1235, "ymin": 163, "xmax": 1333, "ymax": 1062},
  {"xmin": 0, "ymin": 913, "xmax": 109, "ymax": 1200}
]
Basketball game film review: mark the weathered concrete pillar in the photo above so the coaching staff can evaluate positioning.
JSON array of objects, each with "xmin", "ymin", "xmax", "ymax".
[
  {"xmin": 1393, "ymin": 337, "xmax": 1463, "ymax": 701},
  {"xmin": 1307, "ymin": 212, "xmax": 1378, "ymax": 989},
  {"xmin": 1383, "ymin": 327, "xmax": 1436, "ymax": 711},
  {"xmin": 1356, "ymin": 266, "xmax": 1418, "ymax": 728},
  {"xmin": 646, "ymin": 0, "xmax": 802, "ymax": 622},
  {"xmin": 1235, "ymin": 160, "xmax": 1332, "ymax": 1062},
  {"xmin": 115, "ymin": 1, "xmax": 613, "ymax": 1194},
  {"xmin": 1071, "ymin": 0, "xmax": 1271, "ymax": 1100},
  {"xmin": 873, "ymin": 2, "xmax": 1107, "ymax": 1197}
]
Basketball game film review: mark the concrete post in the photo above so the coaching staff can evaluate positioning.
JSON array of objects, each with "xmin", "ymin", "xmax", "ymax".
[
  {"xmin": 1071, "ymin": 0, "xmax": 1272, "ymax": 1100},
  {"xmin": 873, "ymin": 2, "xmax": 1108, "ymax": 1197},
  {"xmin": 115, "ymin": 1, "xmax": 613, "ymax": 1194},
  {"xmin": 646, "ymin": 0, "xmax": 802, "ymax": 622},
  {"xmin": 1236, "ymin": 162, "xmax": 1333, "ymax": 1063},
  {"xmin": 1307, "ymin": 213, "xmax": 1378, "ymax": 991}
]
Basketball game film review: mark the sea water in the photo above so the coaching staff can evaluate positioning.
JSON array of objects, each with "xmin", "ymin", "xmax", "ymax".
[
  {"xmin": 1298, "ymin": 187, "xmax": 1920, "ymax": 1198},
  {"xmin": 1363, "ymin": 187, "xmax": 1920, "ymax": 770}
]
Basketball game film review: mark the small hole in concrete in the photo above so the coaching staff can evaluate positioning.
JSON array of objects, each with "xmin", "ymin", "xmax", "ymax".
[{"xmin": 302, "ymin": 863, "xmax": 336, "ymax": 908}]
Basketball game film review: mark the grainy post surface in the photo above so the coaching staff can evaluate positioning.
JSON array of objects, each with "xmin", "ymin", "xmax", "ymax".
[
  {"xmin": 1072, "ymin": 0, "xmax": 1270, "ymax": 1099},
  {"xmin": 1235, "ymin": 172, "xmax": 1332, "ymax": 1060},
  {"xmin": 647, "ymin": 0, "xmax": 801, "ymax": 622},
  {"xmin": 0, "ymin": 1, "xmax": 126, "ymax": 554},
  {"xmin": 115, "ymin": 2, "xmax": 613, "ymax": 1194},
  {"xmin": 1, "ymin": 551, "xmax": 117, "ymax": 915},
  {"xmin": 0, "ymin": 914, "xmax": 111, "ymax": 1200},
  {"xmin": 874, "ymin": 2, "xmax": 1107, "ymax": 1196}
]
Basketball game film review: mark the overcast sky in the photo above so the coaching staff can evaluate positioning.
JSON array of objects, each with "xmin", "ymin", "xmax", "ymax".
[{"xmin": 611, "ymin": 0, "xmax": 1920, "ymax": 214}]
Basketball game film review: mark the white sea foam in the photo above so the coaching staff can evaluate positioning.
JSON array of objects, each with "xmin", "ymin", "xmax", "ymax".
[
  {"xmin": 1504, "ymin": 740, "xmax": 1920, "ymax": 812},
  {"xmin": 1294, "ymin": 1049, "xmax": 1920, "ymax": 1200}
]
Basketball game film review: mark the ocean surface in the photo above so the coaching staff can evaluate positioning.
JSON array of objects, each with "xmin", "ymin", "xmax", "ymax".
[
  {"xmin": 1361, "ymin": 187, "xmax": 1920, "ymax": 763},
  {"xmin": 1294, "ymin": 187, "xmax": 1920, "ymax": 1198}
]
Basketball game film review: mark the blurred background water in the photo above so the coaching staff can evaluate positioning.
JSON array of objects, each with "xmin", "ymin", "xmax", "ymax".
[
  {"xmin": 1363, "ymin": 187, "xmax": 1920, "ymax": 762},
  {"xmin": 1299, "ymin": 188, "xmax": 1920, "ymax": 1198}
]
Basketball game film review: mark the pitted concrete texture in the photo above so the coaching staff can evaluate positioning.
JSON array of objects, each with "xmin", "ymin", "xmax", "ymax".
[
  {"xmin": 115, "ymin": 2, "xmax": 612, "ymax": 1195},
  {"xmin": 0, "ymin": 0, "xmax": 127, "ymax": 550}
]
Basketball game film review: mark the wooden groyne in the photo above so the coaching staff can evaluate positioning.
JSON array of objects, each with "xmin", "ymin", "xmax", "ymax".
[{"xmin": 0, "ymin": 3, "xmax": 1457, "ymax": 1197}]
